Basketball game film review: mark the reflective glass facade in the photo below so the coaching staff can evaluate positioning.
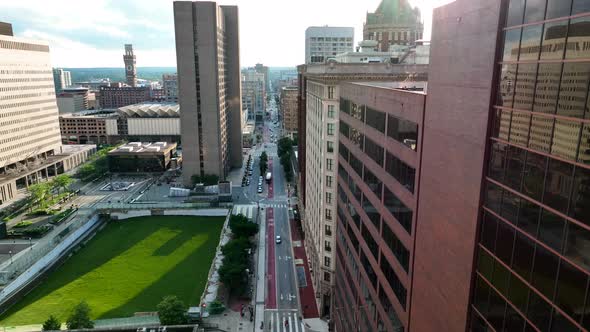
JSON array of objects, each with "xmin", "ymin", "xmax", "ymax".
[{"xmin": 471, "ymin": 1, "xmax": 590, "ymax": 331}]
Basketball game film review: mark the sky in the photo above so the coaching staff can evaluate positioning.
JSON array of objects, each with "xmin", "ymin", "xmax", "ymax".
[{"xmin": 0, "ymin": 0, "xmax": 455, "ymax": 68}]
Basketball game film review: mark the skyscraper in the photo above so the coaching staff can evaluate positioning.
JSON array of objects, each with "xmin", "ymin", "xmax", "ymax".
[
  {"xmin": 123, "ymin": 44, "xmax": 137, "ymax": 87},
  {"xmin": 53, "ymin": 68, "xmax": 71, "ymax": 94},
  {"xmin": 305, "ymin": 26, "xmax": 354, "ymax": 64},
  {"xmin": 174, "ymin": 1, "xmax": 242, "ymax": 185},
  {"xmin": 363, "ymin": 0, "xmax": 423, "ymax": 51},
  {"xmin": 332, "ymin": 0, "xmax": 590, "ymax": 331},
  {"xmin": 0, "ymin": 26, "xmax": 94, "ymax": 205}
]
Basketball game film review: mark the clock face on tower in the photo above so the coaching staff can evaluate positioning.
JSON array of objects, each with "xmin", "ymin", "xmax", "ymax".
[{"xmin": 126, "ymin": 65, "xmax": 133, "ymax": 72}]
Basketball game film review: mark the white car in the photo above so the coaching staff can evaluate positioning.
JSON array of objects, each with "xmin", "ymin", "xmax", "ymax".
[
  {"xmin": 276, "ymin": 235, "xmax": 282, "ymax": 244},
  {"xmin": 257, "ymin": 187, "xmax": 263, "ymax": 193}
]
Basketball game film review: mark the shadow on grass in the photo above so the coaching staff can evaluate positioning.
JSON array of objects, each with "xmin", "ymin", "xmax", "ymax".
[
  {"xmin": 99, "ymin": 217, "xmax": 225, "ymax": 318},
  {"xmin": 0, "ymin": 216, "xmax": 225, "ymax": 323}
]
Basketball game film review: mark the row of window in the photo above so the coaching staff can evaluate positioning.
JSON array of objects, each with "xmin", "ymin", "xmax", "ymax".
[
  {"xmin": 484, "ymin": 180, "xmax": 590, "ymax": 274},
  {"xmin": 504, "ymin": 16, "xmax": 590, "ymax": 63},
  {"xmin": 0, "ymin": 84, "xmax": 54, "ymax": 93},
  {"xmin": 498, "ymin": 62, "xmax": 590, "ymax": 119},
  {"xmin": 488, "ymin": 141, "xmax": 590, "ymax": 221},
  {"xmin": 0, "ymin": 138, "xmax": 60, "ymax": 161},
  {"xmin": 340, "ymin": 132, "xmax": 416, "ymax": 194},
  {"xmin": 0, "ymin": 69, "xmax": 52, "ymax": 75},
  {"xmin": 341, "ymin": 98, "xmax": 419, "ymax": 151},
  {"xmin": 0, "ymin": 99, "xmax": 57, "ymax": 112},
  {"xmin": 476, "ymin": 222, "xmax": 589, "ymax": 331},
  {"xmin": 339, "ymin": 145, "xmax": 414, "ymax": 234},
  {"xmin": 0, "ymin": 40, "xmax": 49, "ymax": 52},
  {"xmin": 309, "ymin": 37, "xmax": 353, "ymax": 42},
  {"xmin": 492, "ymin": 108, "xmax": 590, "ymax": 164},
  {"xmin": 506, "ymin": 0, "xmax": 590, "ymax": 27},
  {"xmin": 0, "ymin": 77, "xmax": 53, "ymax": 84}
]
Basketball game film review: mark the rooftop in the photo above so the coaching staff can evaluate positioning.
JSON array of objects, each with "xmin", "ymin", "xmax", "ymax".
[
  {"xmin": 350, "ymin": 81, "xmax": 428, "ymax": 94},
  {"xmin": 109, "ymin": 142, "xmax": 177, "ymax": 155},
  {"xmin": 118, "ymin": 102, "xmax": 179, "ymax": 118}
]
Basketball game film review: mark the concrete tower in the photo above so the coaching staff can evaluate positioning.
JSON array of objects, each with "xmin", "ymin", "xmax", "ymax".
[{"xmin": 123, "ymin": 44, "xmax": 137, "ymax": 87}]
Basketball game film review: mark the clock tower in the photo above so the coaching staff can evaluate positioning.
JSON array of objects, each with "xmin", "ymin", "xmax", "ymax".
[{"xmin": 123, "ymin": 44, "xmax": 137, "ymax": 87}]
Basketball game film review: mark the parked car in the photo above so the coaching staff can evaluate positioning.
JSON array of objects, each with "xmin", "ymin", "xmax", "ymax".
[{"xmin": 276, "ymin": 236, "xmax": 282, "ymax": 244}]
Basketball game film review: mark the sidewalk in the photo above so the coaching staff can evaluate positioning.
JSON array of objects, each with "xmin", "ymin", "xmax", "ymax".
[
  {"xmin": 289, "ymin": 216, "xmax": 319, "ymax": 319},
  {"xmin": 254, "ymin": 205, "xmax": 266, "ymax": 330}
]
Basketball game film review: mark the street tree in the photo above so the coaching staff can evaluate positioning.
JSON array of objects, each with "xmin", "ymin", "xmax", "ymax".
[
  {"xmin": 66, "ymin": 301, "xmax": 94, "ymax": 329},
  {"xmin": 52, "ymin": 174, "xmax": 73, "ymax": 193},
  {"xmin": 42, "ymin": 315, "xmax": 61, "ymax": 331},
  {"xmin": 28, "ymin": 183, "xmax": 50, "ymax": 209},
  {"xmin": 157, "ymin": 296, "xmax": 187, "ymax": 325}
]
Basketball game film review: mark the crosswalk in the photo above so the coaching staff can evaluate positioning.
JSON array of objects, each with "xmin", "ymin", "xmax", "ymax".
[
  {"xmin": 232, "ymin": 204, "xmax": 257, "ymax": 220},
  {"xmin": 264, "ymin": 310, "xmax": 305, "ymax": 332},
  {"xmin": 263, "ymin": 203, "xmax": 289, "ymax": 209}
]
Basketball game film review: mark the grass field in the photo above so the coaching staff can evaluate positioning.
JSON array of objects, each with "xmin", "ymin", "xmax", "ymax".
[{"xmin": 0, "ymin": 215, "xmax": 225, "ymax": 326}]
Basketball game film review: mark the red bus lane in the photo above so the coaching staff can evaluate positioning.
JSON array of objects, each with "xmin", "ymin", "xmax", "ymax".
[
  {"xmin": 266, "ymin": 207, "xmax": 276, "ymax": 309},
  {"xmin": 290, "ymin": 215, "xmax": 320, "ymax": 318}
]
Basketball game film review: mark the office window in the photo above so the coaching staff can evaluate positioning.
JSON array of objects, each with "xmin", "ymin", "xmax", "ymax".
[
  {"xmin": 363, "ymin": 136, "xmax": 384, "ymax": 166},
  {"xmin": 326, "ymin": 192, "xmax": 332, "ymax": 205},
  {"xmin": 328, "ymin": 86, "xmax": 335, "ymax": 99},
  {"xmin": 503, "ymin": 28, "xmax": 521, "ymax": 62},
  {"xmin": 327, "ymin": 141, "xmax": 334, "ymax": 153},
  {"xmin": 328, "ymin": 105, "xmax": 335, "ymax": 118},
  {"xmin": 365, "ymin": 107, "xmax": 386, "ymax": 133},
  {"xmin": 325, "ymin": 224, "xmax": 332, "ymax": 236},
  {"xmin": 324, "ymin": 256, "xmax": 331, "ymax": 267},
  {"xmin": 326, "ymin": 175, "xmax": 333, "ymax": 188},
  {"xmin": 327, "ymin": 123, "xmax": 335, "ymax": 136},
  {"xmin": 326, "ymin": 158, "xmax": 334, "ymax": 171},
  {"xmin": 324, "ymin": 272, "xmax": 331, "ymax": 282},
  {"xmin": 387, "ymin": 115, "xmax": 418, "ymax": 151},
  {"xmin": 524, "ymin": 0, "xmax": 546, "ymax": 23},
  {"xmin": 325, "ymin": 240, "xmax": 332, "ymax": 252}
]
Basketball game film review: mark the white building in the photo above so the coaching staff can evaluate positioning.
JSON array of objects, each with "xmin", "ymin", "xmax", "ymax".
[
  {"xmin": 0, "ymin": 24, "xmax": 94, "ymax": 205},
  {"xmin": 52, "ymin": 68, "xmax": 72, "ymax": 93},
  {"xmin": 305, "ymin": 26, "xmax": 354, "ymax": 64}
]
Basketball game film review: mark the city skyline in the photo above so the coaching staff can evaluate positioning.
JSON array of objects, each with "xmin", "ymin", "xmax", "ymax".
[{"xmin": 0, "ymin": 0, "xmax": 453, "ymax": 68}]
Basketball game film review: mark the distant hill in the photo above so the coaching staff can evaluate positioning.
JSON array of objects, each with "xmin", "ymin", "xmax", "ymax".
[{"xmin": 64, "ymin": 67, "xmax": 177, "ymax": 83}]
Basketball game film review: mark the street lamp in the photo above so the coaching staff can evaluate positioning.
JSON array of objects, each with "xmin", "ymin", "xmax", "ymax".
[{"xmin": 8, "ymin": 250, "xmax": 13, "ymax": 264}]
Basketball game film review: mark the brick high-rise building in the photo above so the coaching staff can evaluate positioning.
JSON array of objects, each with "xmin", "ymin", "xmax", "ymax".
[
  {"xmin": 98, "ymin": 86, "xmax": 151, "ymax": 109},
  {"xmin": 332, "ymin": 0, "xmax": 590, "ymax": 331},
  {"xmin": 363, "ymin": 0, "xmax": 424, "ymax": 51},
  {"xmin": 279, "ymin": 86, "xmax": 299, "ymax": 139},
  {"xmin": 174, "ymin": 1, "xmax": 242, "ymax": 185}
]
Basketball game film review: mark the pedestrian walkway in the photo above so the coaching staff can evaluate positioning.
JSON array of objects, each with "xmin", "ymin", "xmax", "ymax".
[
  {"xmin": 264, "ymin": 309, "xmax": 306, "ymax": 332},
  {"xmin": 261, "ymin": 203, "xmax": 288, "ymax": 209},
  {"xmin": 232, "ymin": 204, "xmax": 257, "ymax": 220}
]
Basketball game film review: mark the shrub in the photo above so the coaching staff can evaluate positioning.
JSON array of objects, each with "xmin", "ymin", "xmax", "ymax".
[
  {"xmin": 42, "ymin": 314, "xmax": 61, "ymax": 331},
  {"xmin": 66, "ymin": 301, "xmax": 94, "ymax": 329},
  {"xmin": 23, "ymin": 225, "xmax": 51, "ymax": 238},
  {"xmin": 157, "ymin": 296, "xmax": 187, "ymax": 325},
  {"xmin": 13, "ymin": 221, "xmax": 33, "ymax": 229},
  {"xmin": 208, "ymin": 300, "xmax": 225, "ymax": 315}
]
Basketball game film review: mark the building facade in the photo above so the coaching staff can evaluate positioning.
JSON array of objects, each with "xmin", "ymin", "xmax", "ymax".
[
  {"xmin": 298, "ymin": 62, "xmax": 428, "ymax": 317},
  {"xmin": 0, "ymin": 22, "xmax": 13, "ymax": 36},
  {"xmin": 52, "ymin": 68, "xmax": 72, "ymax": 94},
  {"xmin": 242, "ymin": 68, "xmax": 266, "ymax": 122},
  {"xmin": 254, "ymin": 63, "xmax": 270, "ymax": 92},
  {"xmin": 330, "ymin": 1, "xmax": 590, "ymax": 331},
  {"xmin": 162, "ymin": 74, "xmax": 178, "ymax": 102},
  {"xmin": 123, "ymin": 44, "xmax": 137, "ymax": 87},
  {"xmin": 60, "ymin": 103, "xmax": 180, "ymax": 145},
  {"xmin": 280, "ymin": 86, "xmax": 298, "ymax": 139},
  {"xmin": 334, "ymin": 82, "xmax": 424, "ymax": 331},
  {"xmin": 174, "ymin": 1, "xmax": 242, "ymax": 185},
  {"xmin": 98, "ymin": 86, "xmax": 151, "ymax": 109},
  {"xmin": 0, "ymin": 28, "xmax": 93, "ymax": 205},
  {"xmin": 56, "ymin": 87, "xmax": 89, "ymax": 114},
  {"xmin": 305, "ymin": 26, "xmax": 354, "ymax": 64},
  {"xmin": 363, "ymin": 0, "xmax": 423, "ymax": 52}
]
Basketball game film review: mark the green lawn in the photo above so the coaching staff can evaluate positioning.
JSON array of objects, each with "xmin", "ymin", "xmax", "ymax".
[{"xmin": 0, "ymin": 215, "xmax": 225, "ymax": 326}]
